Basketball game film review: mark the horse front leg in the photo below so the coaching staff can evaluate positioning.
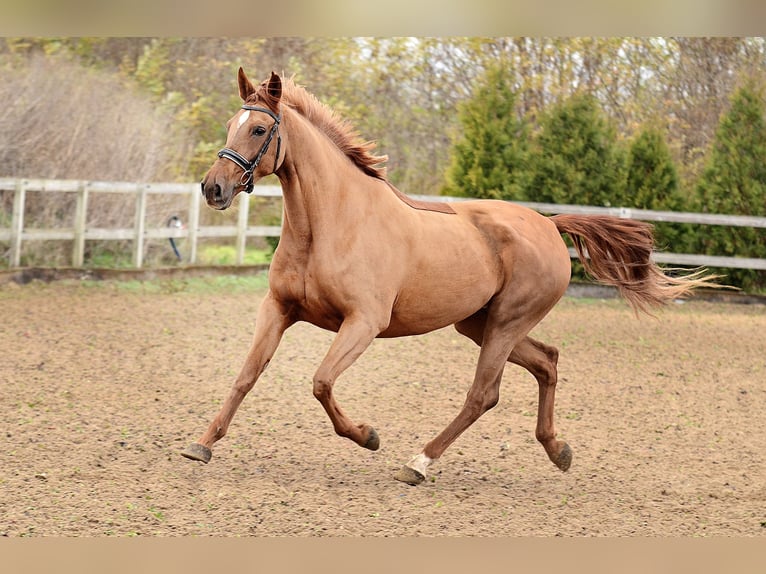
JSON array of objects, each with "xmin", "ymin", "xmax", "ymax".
[
  {"xmin": 181, "ymin": 291, "xmax": 293, "ymax": 463},
  {"xmin": 311, "ymin": 315, "xmax": 384, "ymax": 450}
]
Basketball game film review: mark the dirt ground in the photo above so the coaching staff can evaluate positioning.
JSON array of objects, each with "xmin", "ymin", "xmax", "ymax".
[{"xmin": 1, "ymin": 273, "xmax": 764, "ymax": 537}]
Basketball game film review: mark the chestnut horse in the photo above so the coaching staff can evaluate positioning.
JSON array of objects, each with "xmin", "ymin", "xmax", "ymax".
[{"xmin": 182, "ymin": 69, "xmax": 716, "ymax": 485}]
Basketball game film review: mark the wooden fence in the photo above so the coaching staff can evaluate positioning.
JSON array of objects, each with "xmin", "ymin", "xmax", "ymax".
[{"xmin": 2, "ymin": 177, "xmax": 766, "ymax": 271}]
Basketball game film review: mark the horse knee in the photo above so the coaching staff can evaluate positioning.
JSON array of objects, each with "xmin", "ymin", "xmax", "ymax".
[
  {"xmin": 535, "ymin": 427, "xmax": 555, "ymax": 444},
  {"xmin": 538, "ymin": 365, "xmax": 557, "ymax": 388},
  {"xmin": 546, "ymin": 347, "xmax": 559, "ymax": 378},
  {"xmin": 312, "ymin": 377, "xmax": 332, "ymax": 401},
  {"xmin": 546, "ymin": 345, "xmax": 559, "ymax": 367}
]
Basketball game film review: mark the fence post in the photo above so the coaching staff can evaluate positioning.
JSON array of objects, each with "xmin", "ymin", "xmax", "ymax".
[
  {"xmin": 188, "ymin": 185, "xmax": 200, "ymax": 264},
  {"xmin": 236, "ymin": 193, "xmax": 250, "ymax": 264},
  {"xmin": 133, "ymin": 184, "xmax": 148, "ymax": 268},
  {"xmin": 72, "ymin": 181, "xmax": 89, "ymax": 267},
  {"xmin": 10, "ymin": 180, "xmax": 26, "ymax": 267}
]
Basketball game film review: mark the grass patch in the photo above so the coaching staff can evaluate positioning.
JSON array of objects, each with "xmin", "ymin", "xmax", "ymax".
[
  {"xmin": 106, "ymin": 273, "xmax": 271, "ymax": 295},
  {"xmin": 197, "ymin": 245, "xmax": 272, "ymax": 266}
]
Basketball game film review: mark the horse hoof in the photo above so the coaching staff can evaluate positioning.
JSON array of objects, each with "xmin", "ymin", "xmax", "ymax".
[
  {"xmin": 181, "ymin": 443, "xmax": 212, "ymax": 464},
  {"xmin": 363, "ymin": 427, "xmax": 380, "ymax": 451},
  {"xmin": 393, "ymin": 465, "xmax": 425, "ymax": 486},
  {"xmin": 555, "ymin": 443, "xmax": 572, "ymax": 472}
]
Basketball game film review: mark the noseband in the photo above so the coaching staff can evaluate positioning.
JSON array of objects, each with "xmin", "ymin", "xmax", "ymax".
[{"xmin": 217, "ymin": 105, "xmax": 282, "ymax": 193}]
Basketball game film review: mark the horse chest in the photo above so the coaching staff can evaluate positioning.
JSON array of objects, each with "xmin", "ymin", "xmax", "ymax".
[{"xmin": 268, "ymin": 264, "xmax": 353, "ymax": 332}]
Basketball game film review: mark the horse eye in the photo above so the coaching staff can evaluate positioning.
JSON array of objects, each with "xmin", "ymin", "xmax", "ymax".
[{"xmin": 252, "ymin": 126, "xmax": 267, "ymax": 137}]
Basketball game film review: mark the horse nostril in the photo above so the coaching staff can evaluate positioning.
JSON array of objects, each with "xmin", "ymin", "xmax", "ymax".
[{"xmin": 201, "ymin": 178, "xmax": 226, "ymax": 204}]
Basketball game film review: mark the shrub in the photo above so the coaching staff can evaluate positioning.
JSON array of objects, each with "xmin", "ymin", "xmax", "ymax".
[{"xmin": 0, "ymin": 53, "xmax": 193, "ymax": 267}]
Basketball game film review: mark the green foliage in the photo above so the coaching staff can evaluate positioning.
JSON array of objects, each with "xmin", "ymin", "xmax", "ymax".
[
  {"xmin": 693, "ymin": 82, "xmax": 766, "ymax": 291},
  {"xmin": 86, "ymin": 243, "xmax": 134, "ymax": 269},
  {"xmin": 528, "ymin": 94, "xmax": 626, "ymax": 207},
  {"xmin": 197, "ymin": 245, "xmax": 272, "ymax": 266},
  {"xmin": 625, "ymin": 126, "xmax": 689, "ymax": 251},
  {"xmin": 523, "ymin": 94, "xmax": 626, "ymax": 283},
  {"xmin": 134, "ymin": 39, "xmax": 171, "ymax": 98},
  {"xmin": 128, "ymin": 38, "xmax": 265, "ymax": 181},
  {"xmin": 626, "ymin": 127, "xmax": 680, "ymax": 210},
  {"xmin": 82, "ymin": 273, "xmax": 271, "ymax": 296},
  {"xmin": 443, "ymin": 63, "xmax": 529, "ymax": 200}
]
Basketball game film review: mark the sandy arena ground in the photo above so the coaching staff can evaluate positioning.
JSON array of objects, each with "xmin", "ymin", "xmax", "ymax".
[{"xmin": 1, "ymin": 274, "xmax": 764, "ymax": 536}]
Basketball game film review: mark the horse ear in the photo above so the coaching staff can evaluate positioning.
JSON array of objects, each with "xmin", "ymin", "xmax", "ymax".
[
  {"xmin": 238, "ymin": 67, "xmax": 255, "ymax": 101},
  {"xmin": 265, "ymin": 71, "xmax": 282, "ymax": 108}
]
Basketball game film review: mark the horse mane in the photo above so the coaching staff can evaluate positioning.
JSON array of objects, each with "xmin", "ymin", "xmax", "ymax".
[{"xmin": 249, "ymin": 76, "xmax": 388, "ymax": 180}]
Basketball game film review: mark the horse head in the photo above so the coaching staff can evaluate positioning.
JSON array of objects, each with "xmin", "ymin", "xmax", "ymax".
[{"xmin": 201, "ymin": 68, "xmax": 285, "ymax": 210}]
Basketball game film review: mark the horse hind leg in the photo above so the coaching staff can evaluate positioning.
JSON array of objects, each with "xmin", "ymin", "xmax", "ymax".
[
  {"xmin": 394, "ymin": 308, "xmax": 534, "ymax": 485},
  {"xmin": 394, "ymin": 368, "xmax": 503, "ymax": 486},
  {"xmin": 453, "ymin": 311, "xmax": 572, "ymax": 472},
  {"xmin": 510, "ymin": 338, "xmax": 572, "ymax": 471}
]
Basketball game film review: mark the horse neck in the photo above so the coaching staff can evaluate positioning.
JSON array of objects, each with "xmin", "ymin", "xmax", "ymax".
[{"xmin": 275, "ymin": 109, "xmax": 394, "ymax": 244}]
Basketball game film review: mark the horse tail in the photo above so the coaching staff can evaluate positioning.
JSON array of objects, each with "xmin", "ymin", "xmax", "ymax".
[{"xmin": 551, "ymin": 214, "xmax": 721, "ymax": 315}]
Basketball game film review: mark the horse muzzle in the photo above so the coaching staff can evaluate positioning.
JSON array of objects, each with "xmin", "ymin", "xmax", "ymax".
[{"xmin": 201, "ymin": 174, "xmax": 238, "ymax": 211}]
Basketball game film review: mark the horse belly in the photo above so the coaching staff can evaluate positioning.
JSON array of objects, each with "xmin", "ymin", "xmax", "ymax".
[{"xmin": 381, "ymin": 263, "xmax": 496, "ymax": 338}]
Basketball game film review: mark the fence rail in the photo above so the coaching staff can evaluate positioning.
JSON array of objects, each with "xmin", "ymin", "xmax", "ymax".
[{"xmin": 2, "ymin": 177, "xmax": 765, "ymax": 271}]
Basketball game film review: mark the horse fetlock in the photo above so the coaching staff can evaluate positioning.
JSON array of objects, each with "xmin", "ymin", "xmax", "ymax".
[
  {"xmin": 213, "ymin": 424, "xmax": 226, "ymax": 440},
  {"xmin": 535, "ymin": 429, "xmax": 556, "ymax": 445}
]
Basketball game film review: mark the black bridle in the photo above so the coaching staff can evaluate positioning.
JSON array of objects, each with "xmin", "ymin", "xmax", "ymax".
[{"xmin": 217, "ymin": 105, "xmax": 282, "ymax": 193}]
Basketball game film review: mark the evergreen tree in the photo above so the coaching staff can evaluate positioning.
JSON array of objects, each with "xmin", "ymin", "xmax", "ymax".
[
  {"xmin": 528, "ymin": 94, "xmax": 626, "ymax": 206},
  {"xmin": 694, "ymin": 82, "xmax": 766, "ymax": 291},
  {"xmin": 442, "ymin": 63, "xmax": 529, "ymax": 200},
  {"xmin": 625, "ymin": 126, "xmax": 687, "ymax": 251},
  {"xmin": 626, "ymin": 127, "xmax": 680, "ymax": 210}
]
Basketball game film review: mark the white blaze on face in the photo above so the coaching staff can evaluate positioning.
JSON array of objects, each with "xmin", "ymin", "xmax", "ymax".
[
  {"xmin": 237, "ymin": 110, "xmax": 250, "ymax": 130},
  {"xmin": 227, "ymin": 109, "xmax": 251, "ymax": 141}
]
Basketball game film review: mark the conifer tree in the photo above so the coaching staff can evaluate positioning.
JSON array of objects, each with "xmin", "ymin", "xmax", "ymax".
[
  {"xmin": 443, "ymin": 63, "xmax": 529, "ymax": 200},
  {"xmin": 625, "ymin": 126, "xmax": 687, "ymax": 250},
  {"xmin": 694, "ymin": 82, "xmax": 766, "ymax": 291},
  {"xmin": 528, "ymin": 94, "xmax": 626, "ymax": 207},
  {"xmin": 626, "ymin": 127, "xmax": 680, "ymax": 210}
]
